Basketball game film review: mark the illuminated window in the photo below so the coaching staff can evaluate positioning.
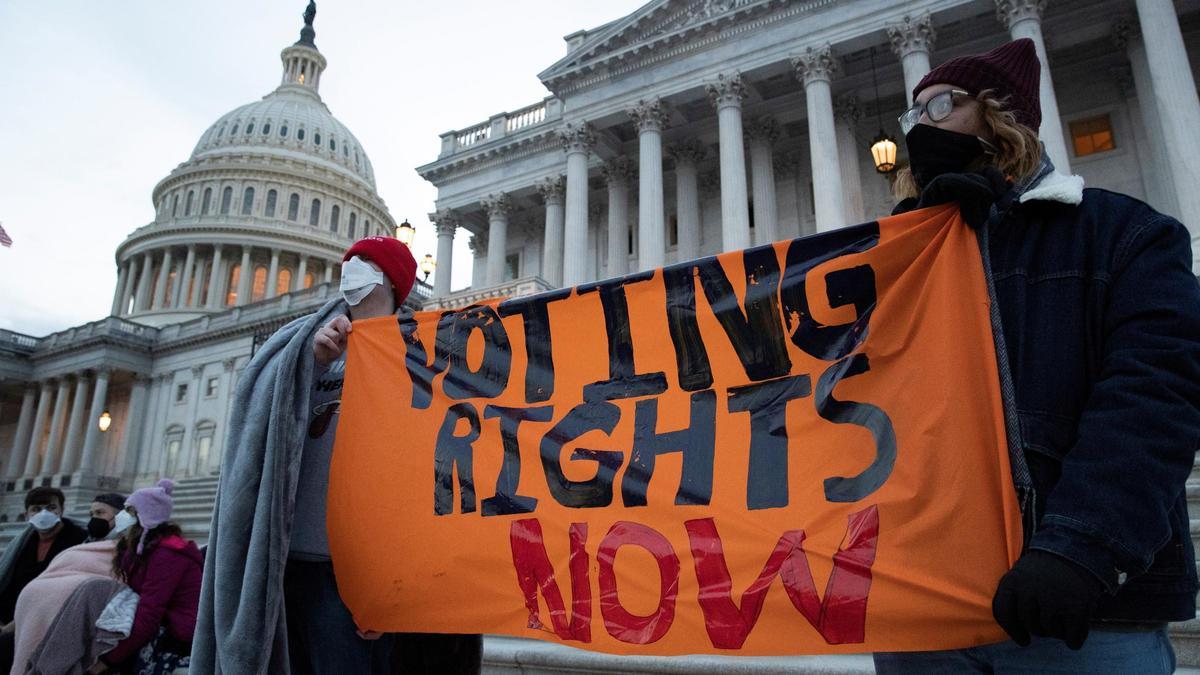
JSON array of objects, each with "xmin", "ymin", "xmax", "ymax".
[
  {"xmin": 252, "ymin": 265, "xmax": 267, "ymax": 302},
  {"xmin": 1070, "ymin": 115, "xmax": 1115, "ymax": 157},
  {"xmin": 226, "ymin": 264, "xmax": 240, "ymax": 306},
  {"xmin": 277, "ymin": 268, "xmax": 292, "ymax": 295},
  {"xmin": 304, "ymin": 271, "xmax": 314, "ymax": 289}
]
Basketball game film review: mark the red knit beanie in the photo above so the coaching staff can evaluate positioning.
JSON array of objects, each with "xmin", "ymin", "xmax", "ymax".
[
  {"xmin": 913, "ymin": 38, "xmax": 1042, "ymax": 130},
  {"xmin": 343, "ymin": 236, "xmax": 417, "ymax": 304}
]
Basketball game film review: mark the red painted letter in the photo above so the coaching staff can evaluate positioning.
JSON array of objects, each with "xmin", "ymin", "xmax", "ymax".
[
  {"xmin": 597, "ymin": 521, "xmax": 680, "ymax": 644},
  {"xmin": 509, "ymin": 518, "xmax": 592, "ymax": 642},
  {"xmin": 685, "ymin": 505, "xmax": 879, "ymax": 648}
]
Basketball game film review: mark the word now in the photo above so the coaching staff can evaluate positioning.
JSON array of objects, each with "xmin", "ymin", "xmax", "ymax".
[{"xmin": 510, "ymin": 506, "xmax": 879, "ymax": 648}]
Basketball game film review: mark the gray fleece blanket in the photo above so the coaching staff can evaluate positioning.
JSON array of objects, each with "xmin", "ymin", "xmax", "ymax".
[{"xmin": 190, "ymin": 297, "xmax": 347, "ymax": 675}]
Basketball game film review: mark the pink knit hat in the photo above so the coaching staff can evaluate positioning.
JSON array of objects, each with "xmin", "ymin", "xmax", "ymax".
[{"xmin": 126, "ymin": 479, "xmax": 175, "ymax": 554}]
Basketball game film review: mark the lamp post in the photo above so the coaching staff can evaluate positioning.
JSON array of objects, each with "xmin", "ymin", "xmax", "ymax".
[
  {"xmin": 397, "ymin": 219, "xmax": 415, "ymax": 247},
  {"xmin": 419, "ymin": 254, "xmax": 436, "ymax": 281},
  {"xmin": 868, "ymin": 47, "xmax": 898, "ymax": 174}
]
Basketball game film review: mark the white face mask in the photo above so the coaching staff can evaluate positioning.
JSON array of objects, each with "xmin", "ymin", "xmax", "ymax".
[
  {"xmin": 340, "ymin": 256, "xmax": 384, "ymax": 306},
  {"xmin": 112, "ymin": 510, "xmax": 137, "ymax": 536},
  {"xmin": 28, "ymin": 509, "xmax": 61, "ymax": 532}
]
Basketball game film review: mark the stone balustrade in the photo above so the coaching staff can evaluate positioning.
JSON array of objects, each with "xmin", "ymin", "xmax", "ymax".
[{"xmin": 441, "ymin": 97, "xmax": 563, "ymax": 157}]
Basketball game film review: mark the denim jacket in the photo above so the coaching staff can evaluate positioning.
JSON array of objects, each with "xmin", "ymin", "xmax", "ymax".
[{"xmin": 976, "ymin": 166, "xmax": 1200, "ymax": 622}]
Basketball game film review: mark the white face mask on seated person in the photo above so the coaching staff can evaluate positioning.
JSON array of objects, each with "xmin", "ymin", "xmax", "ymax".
[
  {"xmin": 27, "ymin": 509, "xmax": 60, "ymax": 532},
  {"xmin": 112, "ymin": 509, "xmax": 137, "ymax": 536},
  {"xmin": 340, "ymin": 255, "xmax": 384, "ymax": 306}
]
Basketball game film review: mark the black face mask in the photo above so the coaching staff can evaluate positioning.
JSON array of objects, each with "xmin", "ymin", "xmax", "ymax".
[
  {"xmin": 87, "ymin": 516, "xmax": 112, "ymax": 540},
  {"xmin": 905, "ymin": 124, "xmax": 990, "ymax": 189}
]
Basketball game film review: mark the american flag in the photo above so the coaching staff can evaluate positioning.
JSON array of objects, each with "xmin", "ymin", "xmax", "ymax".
[{"xmin": 0, "ymin": 222, "xmax": 10, "ymax": 248}]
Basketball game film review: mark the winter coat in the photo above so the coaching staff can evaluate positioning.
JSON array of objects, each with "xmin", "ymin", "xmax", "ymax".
[{"xmin": 102, "ymin": 534, "xmax": 203, "ymax": 665}]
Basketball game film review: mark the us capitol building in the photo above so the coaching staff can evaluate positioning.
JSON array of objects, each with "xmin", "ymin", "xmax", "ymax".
[{"xmin": 2, "ymin": 0, "xmax": 1199, "ymax": 671}]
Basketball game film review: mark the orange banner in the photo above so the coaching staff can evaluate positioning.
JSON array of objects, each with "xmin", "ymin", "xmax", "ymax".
[{"xmin": 329, "ymin": 205, "xmax": 1022, "ymax": 655}]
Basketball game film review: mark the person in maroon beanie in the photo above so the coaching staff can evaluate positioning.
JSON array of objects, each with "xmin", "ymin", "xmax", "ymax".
[{"xmin": 873, "ymin": 38, "xmax": 1200, "ymax": 674}]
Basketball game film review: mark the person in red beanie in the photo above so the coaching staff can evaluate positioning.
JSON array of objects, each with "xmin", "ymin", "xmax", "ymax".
[
  {"xmin": 874, "ymin": 39, "xmax": 1200, "ymax": 674},
  {"xmin": 194, "ymin": 236, "xmax": 481, "ymax": 675}
]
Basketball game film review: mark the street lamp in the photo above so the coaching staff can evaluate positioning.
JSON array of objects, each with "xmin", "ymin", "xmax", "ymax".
[
  {"xmin": 420, "ymin": 254, "xmax": 436, "ymax": 281},
  {"xmin": 867, "ymin": 47, "xmax": 898, "ymax": 174},
  {"xmin": 397, "ymin": 219, "xmax": 416, "ymax": 246},
  {"xmin": 98, "ymin": 412, "xmax": 112, "ymax": 432}
]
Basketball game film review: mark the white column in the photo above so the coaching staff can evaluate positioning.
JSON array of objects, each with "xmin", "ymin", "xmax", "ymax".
[
  {"xmin": 118, "ymin": 376, "xmax": 149, "ymax": 479},
  {"xmin": 295, "ymin": 256, "xmax": 309, "ymax": 292},
  {"xmin": 181, "ymin": 366, "xmax": 204, "ymax": 475},
  {"xmin": 888, "ymin": 13, "xmax": 937, "ymax": 106},
  {"xmin": 482, "ymin": 193, "xmax": 512, "ymax": 286},
  {"xmin": 134, "ymin": 251, "xmax": 154, "ymax": 312},
  {"xmin": 560, "ymin": 122, "xmax": 595, "ymax": 287},
  {"xmin": 746, "ymin": 117, "xmax": 781, "ymax": 245},
  {"xmin": 627, "ymin": 99, "xmax": 669, "ymax": 270},
  {"xmin": 1133, "ymin": 0, "xmax": 1200, "ymax": 271},
  {"xmin": 793, "ymin": 45, "xmax": 847, "ymax": 233},
  {"xmin": 668, "ymin": 141, "xmax": 706, "ymax": 262},
  {"xmin": 536, "ymin": 178, "xmax": 566, "ymax": 286},
  {"xmin": 206, "ymin": 244, "xmax": 225, "ymax": 309},
  {"xmin": 236, "ymin": 246, "xmax": 253, "ymax": 305},
  {"xmin": 151, "ymin": 248, "xmax": 174, "ymax": 310},
  {"xmin": 996, "ymin": 0, "xmax": 1071, "ymax": 173},
  {"xmin": 602, "ymin": 159, "xmax": 635, "ymax": 278},
  {"xmin": 40, "ymin": 378, "xmax": 72, "ymax": 475},
  {"xmin": 190, "ymin": 257, "xmax": 207, "ymax": 308},
  {"xmin": 176, "ymin": 245, "xmax": 196, "ymax": 308},
  {"xmin": 111, "ymin": 264, "xmax": 129, "ymax": 316},
  {"xmin": 6, "ymin": 387, "xmax": 37, "ymax": 479},
  {"xmin": 706, "ymin": 72, "xmax": 752, "ymax": 252},
  {"xmin": 79, "ymin": 369, "xmax": 111, "ymax": 475},
  {"xmin": 834, "ymin": 98, "xmax": 866, "ymax": 225},
  {"xmin": 23, "ymin": 382, "xmax": 53, "ymax": 476},
  {"xmin": 119, "ymin": 258, "xmax": 138, "ymax": 316},
  {"xmin": 1113, "ymin": 20, "xmax": 1177, "ymax": 219},
  {"xmin": 432, "ymin": 210, "xmax": 457, "ymax": 296},
  {"xmin": 266, "ymin": 248, "xmax": 281, "ymax": 299},
  {"xmin": 60, "ymin": 373, "xmax": 91, "ymax": 474}
]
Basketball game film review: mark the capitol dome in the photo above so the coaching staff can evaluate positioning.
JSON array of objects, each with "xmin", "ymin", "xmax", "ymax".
[{"xmin": 111, "ymin": 4, "xmax": 396, "ymax": 327}]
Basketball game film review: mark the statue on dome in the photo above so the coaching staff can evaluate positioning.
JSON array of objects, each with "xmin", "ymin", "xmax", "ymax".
[
  {"xmin": 303, "ymin": 1, "xmax": 316, "ymax": 27},
  {"xmin": 297, "ymin": 1, "xmax": 317, "ymax": 47}
]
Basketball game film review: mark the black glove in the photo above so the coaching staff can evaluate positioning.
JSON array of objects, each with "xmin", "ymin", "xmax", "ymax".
[
  {"xmin": 915, "ymin": 167, "xmax": 1010, "ymax": 229},
  {"xmin": 992, "ymin": 550, "xmax": 1106, "ymax": 650}
]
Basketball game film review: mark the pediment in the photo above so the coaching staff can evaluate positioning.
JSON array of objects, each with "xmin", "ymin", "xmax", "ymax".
[{"xmin": 538, "ymin": 0, "xmax": 782, "ymax": 91}]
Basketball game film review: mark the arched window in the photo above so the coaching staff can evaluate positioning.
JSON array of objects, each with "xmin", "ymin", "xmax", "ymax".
[
  {"xmin": 349, "ymin": 212, "xmax": 357, "ymax": 237},
  {"xmin": 303, "ymin": 271, "xmax": 314, "ymax": 289},
  {"xmin": 246, "ymin": 123, "xmax": 255, "ymax": 135},
  {"xmin": 309, "ymin": 199, "xmax": 321, "ymax": 227},
  {"xmin": 276, "ymin": 268, "xmax": 292, "ymax": 296},
  {"xmin": 220, "ymin": 186, "xmax": 232, "ymax": 215},
  {"xmin": 194, "ymin": 420, "xmax": 218, "ymax": 473},
  {"xmin": 280, "ymin": 124, "xmax": 288, "ymax": 137},
  {"xmin": 241, "ymin": 187, "xmax": 254, "ymax": 215},
  {"xmin": 262, "ymin": 123, "xmax": 271, "ymax": 135},
  {"xmin": 201, "ymin": 187, "xmax": 212, "ymax": 215},
  {"xmin": 231, "ymin": 124, "xmax": 239, "ymax": 135},
  {"xmin": 297, "ymin": 128, "xmax": 306, "ymax": 141},
  {"xmin": 163, "ymin": 426, "xmax": 185, "ymax": 476},
  {"xmin": 314, "ymin": 132, "xmax": 322, "ymax": 147},
  {"xmin": 252, "ymin": 265, "xmax": 268, "ymax": 302},
  {"xmin": 330, "ymin": 139, "xmax": 336, "ymax": 151},
  {"xmin": 225, "ymin": 264, "xmax": 241, "ymax": 306},
  {"xmin": 265, "ymin": 189, "xmax": 277, "ymax": 217},
  {"xmin": 171, "ymin": 194, "xmax": 179, "ymax": 217},
  {"xmin": 348, "ymin": 219, "xmax": 355, "ymax": 239},
  {"xmin": 288, "ymin": 193, "xmax": 300, "ymax": 221},
  {"xmin": 330, "ymin": 205, "xmax": 340, "ymax": 233},
  {"xmin": 185, "ymin": 190, "xmax": 194, "ymax": 216}
]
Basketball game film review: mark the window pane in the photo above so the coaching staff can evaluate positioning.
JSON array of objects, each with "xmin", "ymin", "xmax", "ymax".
[
  {"xmin": 1070, "ymin": 114, "xmax": 1115, "ymax": 157},
  {"xmin": 226, "ymin": 264, "xmax": 240, "ymax": 306},
  {"xmin": 277, "ymin": 269, "xmax": 292, "ymax": 295},
  {"xmin": 241, "ymin": 187, "xmax": 254, "ymax": 216},
  {"xmin": 288, "ymin": 194, "xmax": 300, "ymax": 221},
  {"xmin": 202, "ymin": 188, "xmax": 212, "ymax": 215},
  {"xmin": 309, "ymin": 199, "xmax": 321, "ymax": 227},
  {"xmin": 266, "ymin": 190, "xmax": 277, "ymax": 217},
  {"xmin": 220, "ymin": 187, "xmax": 232, "ymax": 215},
  {"xmin": 252, "ymin": 265, "xmax": 267, "ymax": 302}
]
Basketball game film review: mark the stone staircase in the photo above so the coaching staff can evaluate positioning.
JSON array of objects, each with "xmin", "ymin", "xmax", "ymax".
[{"xmin": 169, "ymin": 473, "xmax": 219, "ymax": 547}]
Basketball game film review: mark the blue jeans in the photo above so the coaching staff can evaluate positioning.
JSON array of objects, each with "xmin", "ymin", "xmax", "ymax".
[
  {"xmin": 284, "ymin": 558, "xmax": 395, "ymax": 675},
  {"xmin": 873, "ymin": 629, "xmax": 1175, "ymax": 674}
]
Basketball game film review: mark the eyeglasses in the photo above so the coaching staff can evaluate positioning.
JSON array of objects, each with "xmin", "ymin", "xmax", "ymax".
[{"xmin": 899, "ymin": 89, "xmax": 971, "ymax": 135}]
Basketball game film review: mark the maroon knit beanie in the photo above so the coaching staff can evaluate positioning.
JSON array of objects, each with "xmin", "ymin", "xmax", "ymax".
[
  {"xmin": 913, "ymin": 38, "xmax": 1042, "ymax": 130},
  {"xmin": 343, "ymin": 236, "xmax": 417, "ymax": 304}
]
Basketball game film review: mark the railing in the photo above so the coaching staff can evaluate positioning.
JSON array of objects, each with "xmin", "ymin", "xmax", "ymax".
[
  {"xmin": 0, "ymin": 329, "xmax": 40, "ymax": 352},
  {"xmin": 455, "ymin": 123, "xmax": 492, "ymax": 148},
  {"xmin": 439, "ymin": 97, "xmax": 563, "ymax": 158},
  {"xmin": 505, "ymin": 102, "xmax": 547, "ymax": 133},
  {"xmin": 36, "ymin": 316, "xmax": 157, "ymax": 351},
  {"xmin": 421, "ymin": 276, "xmax": 554, "ymax": 311}
]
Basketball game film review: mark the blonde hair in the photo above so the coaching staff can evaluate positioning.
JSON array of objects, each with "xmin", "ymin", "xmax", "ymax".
[{"xmin": 892, "ymin": 89, "xmax": 1043, "ymax": 201}]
